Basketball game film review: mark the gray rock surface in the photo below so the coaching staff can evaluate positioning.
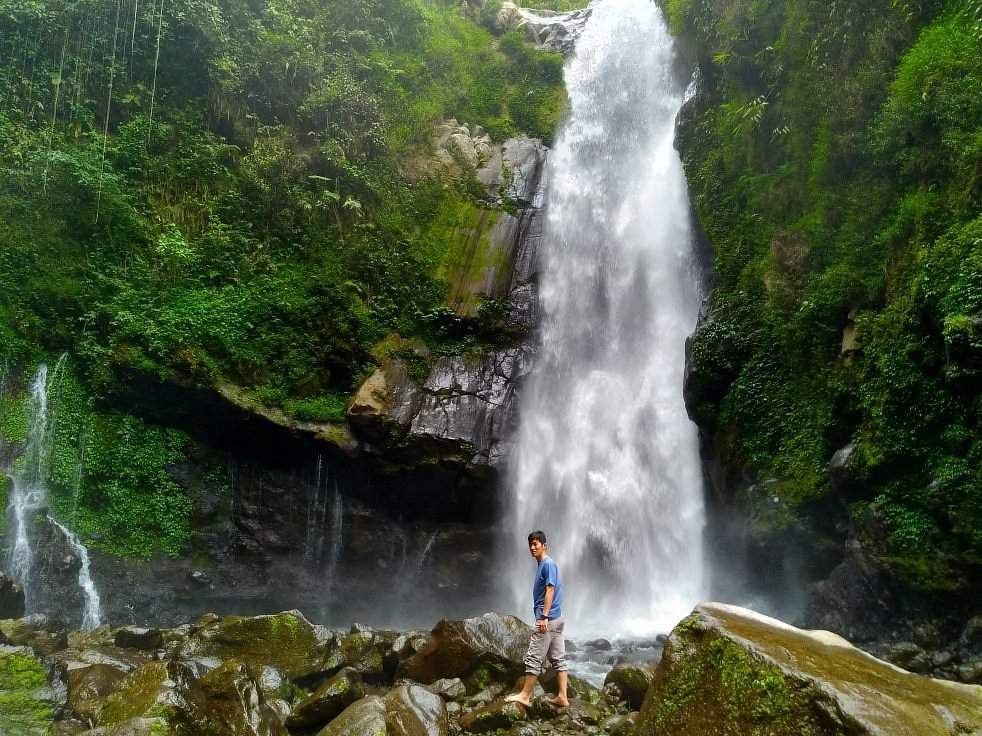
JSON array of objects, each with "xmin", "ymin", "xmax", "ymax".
[
  {"xmin": 0, "ymin": 572, "xmax": 25, "ymax": 619},
  {"xmin": 495, "ymin": 2, "xmax": 592, "ymax": 53},
  {"xmin": 349, "ymin": 136, "xmax": 547, "ymax": 473}
]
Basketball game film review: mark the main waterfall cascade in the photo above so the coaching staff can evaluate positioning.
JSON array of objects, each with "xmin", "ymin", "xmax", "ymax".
[{"xmin": 508, "ymin": 0, "xmax": 708, "ymax": 636}]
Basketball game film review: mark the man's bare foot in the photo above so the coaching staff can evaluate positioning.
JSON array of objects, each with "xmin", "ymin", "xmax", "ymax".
[
  {"xmin": 504, "ymin": 693, "xmax": 531, "ymax": 707},
  {"xmin": 546, "ymin": 695, "xmax": 570, "ymax": 707}
]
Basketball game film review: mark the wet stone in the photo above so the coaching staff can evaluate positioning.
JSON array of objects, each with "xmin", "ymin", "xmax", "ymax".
[
  {"xmin": 287, "ymin": 667, "xmax": 365, "ymax": 730},
  {"xmin": 459, "ymin": 701, "xmax": 526, "ymax": 733},
  {"xmin": 113, "ymin": 627, "xmax": 163, "ymax": 651}
]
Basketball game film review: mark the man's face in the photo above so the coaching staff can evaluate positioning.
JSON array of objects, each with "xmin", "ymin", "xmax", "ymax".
[{"xmin": 529, "ymin": 539, "xmax": 546, "ymax": 561}]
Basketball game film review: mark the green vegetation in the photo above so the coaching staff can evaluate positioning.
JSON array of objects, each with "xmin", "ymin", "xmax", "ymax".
[
  {"xmin": 0, "ymin": 649, "xmax": 55, "ymax": 736},
  {"xmin": 0, "ymin": 0, "xmax": 567, "ymax": 559},
  {"xmin": 670, "ymin": 0, "xmax": 980, "ymax": 586},
  {"xmin": 0, "ymin": 0, "xmax": 565, "ymax": 414},
  {"xmin": 0, "ymin": 361, "xmax": 193, "ymax": 558}
]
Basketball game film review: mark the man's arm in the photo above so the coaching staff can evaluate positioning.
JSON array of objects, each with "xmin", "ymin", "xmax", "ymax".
[{"xmin": 538, "ymin": 585, "xmax": 554, "ymax": 632}]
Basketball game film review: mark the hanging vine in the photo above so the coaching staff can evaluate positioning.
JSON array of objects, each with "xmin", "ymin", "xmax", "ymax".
[{"xmin": 95, "ymin": 0, "xmax": 123, "ymax": 223}]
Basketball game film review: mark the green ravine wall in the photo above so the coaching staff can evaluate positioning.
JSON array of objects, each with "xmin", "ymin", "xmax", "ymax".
[{"xmin": 667, "ymin": 0, "xmax": 980, "ymax": 590}]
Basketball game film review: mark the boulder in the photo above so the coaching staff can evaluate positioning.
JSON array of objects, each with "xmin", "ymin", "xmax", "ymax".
[
  {"xmin": 314, "ymin": 685, "xmax": 447, "ymax": 736},
  {"xmin": 458, "ymin": 701, "xmax": 525, "ymax": 733},
  {"xmin": 603, "ymin": 664, "xmax": 655, "ymax": 710},
  {"xmin": 335, "ymin": 629, "xmax": 392, "ymax": 679},
  {"xmin": 426, "ymin": 677, "xmax": 467, "ymax": 701},
  {"xmin": 0, "ymin": 614, "xmax": 69, "ymax": 655},
  {"xmin": 0, "ymin": 572, "xmax": 26, "ymax": 619},
  {"xmin": 200, "ymin": 659, "xmax": 287, "ymax": 736},
  {"xmin": 383, "ymin": 683, "xmax": 448, "ymax": 736},
  {"xmin": 287, "ymin": 667, "xmax": 364, "ymax": 729},
  {"xmin": 177, "ymin": 610, "xmax": 335, "ymax": 680},
  {"xmin": 66, "ymin": 662, "xmax": 128, "ymax": 723},
  {"xmin": 636, "ymin": 602, "xmax": 982, "ymax": 736},
  {"xmin": 113, "ymin": 627, "xmax": 163, "ymax": 651},
  {"xmin": 314, "ymin": 695, "xmax": 387, "ymax": 736},
  {"xmin": 95, "ymin": 661, "xmax": 210, "ymax": 733},
  {"xmin": 396, "ymin": 613, "xmax": 531, "ymax": 688}
]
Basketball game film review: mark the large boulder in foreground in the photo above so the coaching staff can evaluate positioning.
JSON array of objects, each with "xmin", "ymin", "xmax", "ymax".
[
  {"xmin": 396, "ymin": 612, "xmax": 531, "ymax": 690},
  {"xmin": 637, "ymin": 602, "xmax": 982, "ymax": 736}
]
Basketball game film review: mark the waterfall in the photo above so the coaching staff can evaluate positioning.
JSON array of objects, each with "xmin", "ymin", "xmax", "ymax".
[
  {"xmin": 48, "ymin": 518, "xmax": 103, "ymax": 630},
  {"xmin": 508, "ymin": 0, "xmax": 708, "ymax": 636},
  {"xmin": 6, "ymin": 358, "xmax": 102, "ymax": 629}
]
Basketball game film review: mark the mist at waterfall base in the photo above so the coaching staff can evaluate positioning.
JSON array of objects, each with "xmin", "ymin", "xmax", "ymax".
[{"xmin": 506, "ymin": 0, "xmax": 709, "ymax": 641}]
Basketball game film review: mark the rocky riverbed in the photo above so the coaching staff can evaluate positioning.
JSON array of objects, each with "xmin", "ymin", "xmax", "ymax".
[{"xmin": 2, "ymin": 589, "xmax": 979, "ymax": 736}]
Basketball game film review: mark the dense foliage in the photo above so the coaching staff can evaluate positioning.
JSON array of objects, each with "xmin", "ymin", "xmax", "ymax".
[
  {"xmin": 670, "ymin": 0, "xmax": 981, "ymax": 587},
  {"xmin": 0, "ymin": 0, "xmax": 571, "ymax": 558},
  {"xmin": 0, "ymin": 0, "xmax": 566, "ymax": 417}
]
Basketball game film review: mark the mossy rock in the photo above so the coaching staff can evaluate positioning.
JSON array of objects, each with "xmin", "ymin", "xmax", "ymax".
[
  {"xmin": 382, "ymin": 683, "xmax": 448, "ymax": 736},
  {"xmin": 0, "ymin": 646, "xmax": 60, "ymax": 736},
  {"xmin": 458, "ymin": 700, "xmax": 525, "ymax": 733},
  {"xmin": 604, "ymin": 663, "xmax": 655, "ymax": 710},
  {"xmin": 200, "ymin": 658, "xmax": 287, "ymax": 736},
  {"xmin": 96, "ymin": 660, "xmax": 214, "ymax": 734},
  {"xmin": 287, "ymin": 667, "xmax": 365, "ymax": 729},
  {"xmin": 396, "ymin": 612, "xmax": 530, "ymax": 686},
  {"xmin": 636, "ymin": 603, "xmax": 982, "ymax": 736},
  {"xmin": 184, "ymin": 610, "xmax": 333, "ymax": 680},
  {"xmin": 313, "ymin": 695, "xmax": 387, "ymax": 736},
  {"xmin": 0, "ymin": 615, "xmax": 69, "ymax": 655},
  {"xmin": 66, "ymin": 662, "xmax": 128, "ymax": 723}
]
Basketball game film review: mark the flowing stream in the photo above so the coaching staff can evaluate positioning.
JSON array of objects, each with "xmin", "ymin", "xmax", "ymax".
[
  {"xmin": 6, "ymin": 358, "xmax": 102, "ymax": 629},
  {"xmin": 508, "ymin": 0, "xmax": 707, "ymax": 636}
]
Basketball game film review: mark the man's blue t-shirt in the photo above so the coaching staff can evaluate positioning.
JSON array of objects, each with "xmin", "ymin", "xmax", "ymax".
[{"xmin": 532, "ymin": 556, "xmax": 563, "ymax": 620}]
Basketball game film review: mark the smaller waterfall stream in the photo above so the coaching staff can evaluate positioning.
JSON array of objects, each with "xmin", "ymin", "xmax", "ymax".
[{"xmin": 5, "ymin": 358, "xmax": 102, "ymax": 629}]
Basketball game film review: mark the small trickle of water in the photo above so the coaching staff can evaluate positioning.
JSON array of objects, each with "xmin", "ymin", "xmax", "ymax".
[
  {"xmin": 323, "ymin": 482, "xmax": 344, "ymax": 592},
  {"xmin": 416, "ymin": 531, "xmax": 439, "ymax": 576},
  {"xmin": 5, "ymin": 357, "xmax": 102, "ymax": 630},
  {"xmin": 508, "ymin": 0, "xmax": 708, "ymax": 637},
  {"xmin": 49, "ymin": 518, "xmax": 102, "ymax": 629},
  {"xmin": 304, "ymin": 454, "xmax": 328, "ymax": 563}
]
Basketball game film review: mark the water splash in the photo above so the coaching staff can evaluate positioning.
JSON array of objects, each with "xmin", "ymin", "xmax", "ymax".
[{"xmin": 508, "ymin": 0, "xmax": 708, "ymax": 637}]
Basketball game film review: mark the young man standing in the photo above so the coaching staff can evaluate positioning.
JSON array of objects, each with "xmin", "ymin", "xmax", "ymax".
[{"xmin": 505, "ymin": 530, "xmax": 569, "ymax": 707}]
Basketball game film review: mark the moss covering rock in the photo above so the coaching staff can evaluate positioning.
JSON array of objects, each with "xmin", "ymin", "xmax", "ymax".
[
  {"xmin": 603, "ymin": 663, "xmax": 654, "ymax": 710},
  {"xmin": 180, "ymin": 610, "xmax": 334, "ymax": 680},
  {"xmin": 286, "ymin": 666, "xmax": 365, "ymax": 730},
  {"xmin": 96, "ymin": 660, "xmax": 213, "ymax": 734},
  {"xmin": 637, "ymin": 603, "xmax": 982, "ymax": 736},
  {"xmin": 0, "ymin": 646, "xmax": 61, "ymax": 736},
  {"xmin": 199, "ymin": 659, "xmax": 287, "ymax": 736}
]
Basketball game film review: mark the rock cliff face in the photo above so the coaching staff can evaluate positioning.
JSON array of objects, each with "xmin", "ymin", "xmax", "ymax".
[{"xmin": 348, "ymin": 132, "xmax": 547, "ymax": 476}]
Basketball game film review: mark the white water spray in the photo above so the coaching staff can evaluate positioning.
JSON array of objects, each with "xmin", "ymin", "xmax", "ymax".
[{"xmin": 508, "ymin": 0, "xmax": 707, "ymax": 636}]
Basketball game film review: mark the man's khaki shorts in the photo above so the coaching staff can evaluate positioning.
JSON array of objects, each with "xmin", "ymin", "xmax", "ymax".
[{"xmin": 523, "ymin": 616, "xmax": 567, "ymax": 674}]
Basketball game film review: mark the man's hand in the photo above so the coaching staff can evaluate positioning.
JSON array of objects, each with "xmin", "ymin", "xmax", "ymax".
[{"xmin": 537, "ymin": 618, "xmax": 548, "ymax": 633}]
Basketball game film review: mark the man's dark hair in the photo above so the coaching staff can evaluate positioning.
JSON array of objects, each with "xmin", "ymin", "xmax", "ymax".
[{"xmin": 528, "ymin": 530, "xmax": 547, "ymax": 545}]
